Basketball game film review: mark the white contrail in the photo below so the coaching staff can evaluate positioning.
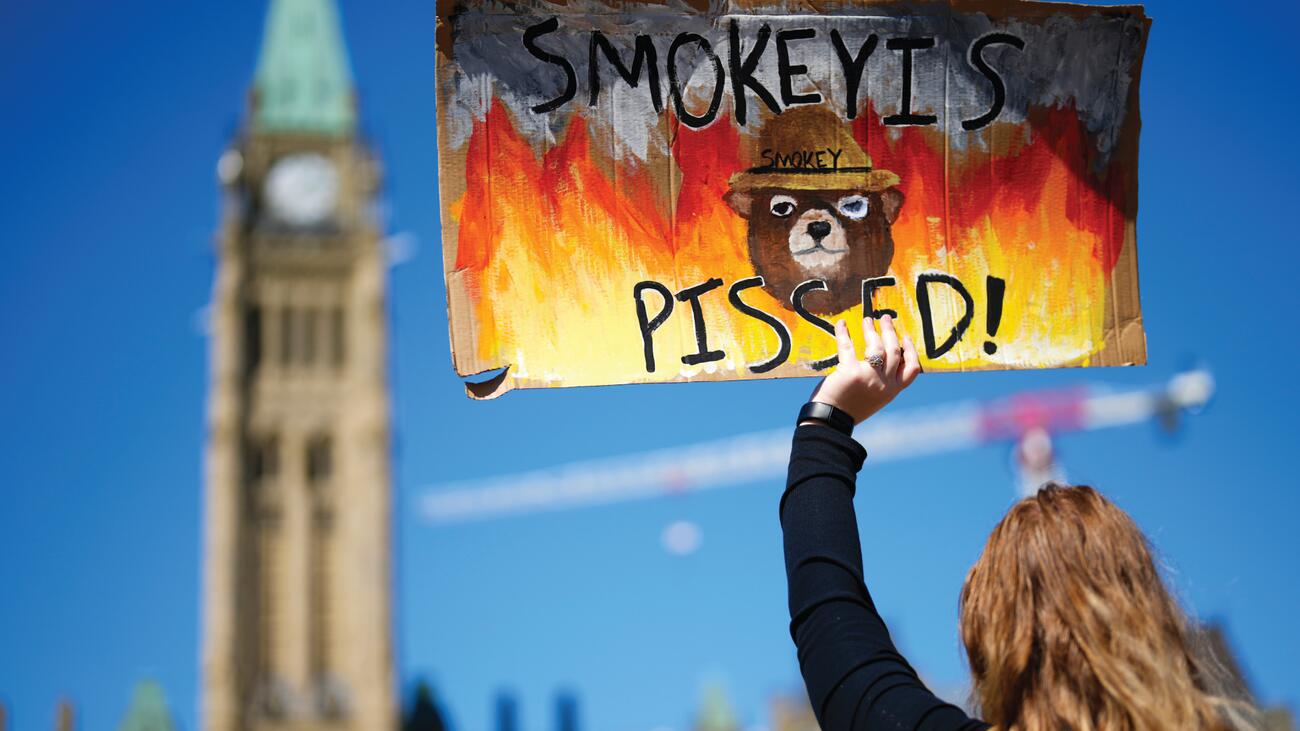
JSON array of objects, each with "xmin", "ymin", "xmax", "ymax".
[{"xmin": 420, "ymin": 371, "xmax": 1213, "ymax": 524}]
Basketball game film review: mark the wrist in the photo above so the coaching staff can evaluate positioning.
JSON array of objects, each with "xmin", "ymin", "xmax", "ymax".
[
  {"xmin": 797, "ymin": 401, "xmax": 855, "ymax": 436},
  {"xmin": 811, "ymin": 394, "xmax": 868, "ymax": 424},
  {"xmin": 811, "ymin": 394, "xmax": 846, "ymax": 412}
]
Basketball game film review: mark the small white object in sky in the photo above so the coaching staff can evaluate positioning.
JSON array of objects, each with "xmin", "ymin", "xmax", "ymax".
[
  {"xmin": 385, "ymin": 231, "xmax": 419, "ymax": 267},
  {"xmin": 662, "ymin": 520, "xmax": 703, "ymax": 556}
]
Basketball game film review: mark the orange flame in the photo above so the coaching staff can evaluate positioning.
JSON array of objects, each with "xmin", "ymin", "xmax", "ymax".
[{"xmin": 449, "ymin": 100, "xmax": 1127, "ymax": 389}]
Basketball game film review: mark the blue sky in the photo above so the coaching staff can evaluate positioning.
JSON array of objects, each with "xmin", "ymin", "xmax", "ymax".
[{"xmin": 1, "ymin": 1, "xmax": 1298, "ymax": 730}]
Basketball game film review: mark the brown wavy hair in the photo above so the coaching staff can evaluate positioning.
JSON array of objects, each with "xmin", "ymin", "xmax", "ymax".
[{"xmin": 959, "ymin": 484, "xmax": 1252, "ymax": 731}]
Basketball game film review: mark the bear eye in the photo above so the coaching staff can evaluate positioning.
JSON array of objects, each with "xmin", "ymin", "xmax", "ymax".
[
  {"xmin": 769, "ymin": 195, "xmax": 796, "ymax": 218},
  {"xmin": 837, "ymin": 195, "xmax": 870, "ymax": 220}
]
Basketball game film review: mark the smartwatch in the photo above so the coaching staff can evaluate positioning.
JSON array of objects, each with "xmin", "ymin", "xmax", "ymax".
[{"xmin": 798, "ymin": 401, "xmax": 856, "ymax": 437}]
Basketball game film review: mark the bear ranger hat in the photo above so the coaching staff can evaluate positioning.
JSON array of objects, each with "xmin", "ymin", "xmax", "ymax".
[{"xmin": 727, "ymin": 105, "xmax": 900, "ymax": 194}]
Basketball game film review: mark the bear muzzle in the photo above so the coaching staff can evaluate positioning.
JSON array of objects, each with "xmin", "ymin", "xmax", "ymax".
[{"xmin": 788, "ymin": 209, "xmax": 849, "ymax": 271}]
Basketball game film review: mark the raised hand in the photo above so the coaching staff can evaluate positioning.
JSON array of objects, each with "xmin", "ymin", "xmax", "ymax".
[{"xmin": 808, "ymin": 313, "xmax": 921, "ymax": 424}]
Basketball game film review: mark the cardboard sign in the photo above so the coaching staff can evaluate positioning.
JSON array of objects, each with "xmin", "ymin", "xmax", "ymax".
[{"xmin": 435, "ymin": 0, "xmax": 1150, "ymax": 398}]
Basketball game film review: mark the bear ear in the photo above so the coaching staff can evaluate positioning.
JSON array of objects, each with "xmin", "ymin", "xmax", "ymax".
[
  {"xmin": 880, "ymin": 187, "xmax": 905, "ymax": 224},
  {"xmin": 725, "ymin": 188, "xmax": 752, "ymax": 219}
]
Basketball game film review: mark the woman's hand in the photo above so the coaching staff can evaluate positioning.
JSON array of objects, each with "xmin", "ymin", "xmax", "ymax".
[{"xmin": 808, "ymin": 313, "xmax": 921, "ymax": 424}]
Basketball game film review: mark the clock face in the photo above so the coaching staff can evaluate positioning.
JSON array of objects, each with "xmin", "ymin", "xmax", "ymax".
[{"xmin": 264, "ymin": 153, "xmax": 339, "ymax": 227}]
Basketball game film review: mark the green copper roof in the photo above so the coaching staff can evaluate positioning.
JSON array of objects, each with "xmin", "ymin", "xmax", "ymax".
[
  {"xmin": 118, "ymin": 680, "xmax": 176, "ymax": 731},
  {"xmin": 253, "ymin": 0, "xmax": 355, "ymax": 135},
  {"xmin": 695, "ymin": 683, "xmax": 739, "ymax": 731}
]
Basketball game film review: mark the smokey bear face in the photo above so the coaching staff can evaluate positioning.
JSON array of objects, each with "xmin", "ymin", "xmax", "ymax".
[{"xmin": 727, "ymin": 186, "xmax": 904, "ymax": 316}]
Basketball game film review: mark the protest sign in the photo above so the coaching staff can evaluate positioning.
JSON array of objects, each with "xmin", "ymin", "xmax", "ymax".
[{"xmin": 436, "ymin": 0, "xmax": 1150, "ymax": 397}]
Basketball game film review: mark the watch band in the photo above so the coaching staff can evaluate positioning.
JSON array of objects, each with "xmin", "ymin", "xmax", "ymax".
[{"xmin": 798, "ymin": 401, "xmax": 855, "ymax": 436}]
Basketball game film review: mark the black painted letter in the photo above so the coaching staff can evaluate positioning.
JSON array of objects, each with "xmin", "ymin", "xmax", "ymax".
[
  {"xmin": 861, "ymin": 276, "xmax": 898, "ymax": 319},
  {"xmin": 776, "ymin": 28, "xmax": 822, "ymax": 106},
  {"xmin": 523, "ymin": 18, "xmax": 577, "ymax": 114},
  {"xmin": 668, "ymin": 33, "xmax": 724, "ymax": 128},
  {"xmin": 830, "ymin": 30, "xmax": 878, "ymax": 121},
  {"xmin": 884, "ymin": 37, "xmax": 937, "ymax": 126},
  {"xmin": 961, "ymin": 32, "xmax": 1025, "ymax": 131},
  {"xmin": 676, "ymin": 278, "xmax": 726, "ymax": 366},
  {"xmin": 728, "ymin": 277, "xmax": 791, "ymax": 373},
  {"xmin": 727, "ymin": 21, "xmax": 780, "ymax": 127},
  {"xmin": 792, "ymin": 279, "xmax": 838, "ymax": 371},
  {"xmin": 589, "ymin": 32, "xmax": 662, "ymax": 113},
  {"xmin": 634, "ymin": 281, "xmax": 674, "ymax": 372},
  {"xmin": 915, "ymin": 273, "xmax": 974, "ymax": 359}
]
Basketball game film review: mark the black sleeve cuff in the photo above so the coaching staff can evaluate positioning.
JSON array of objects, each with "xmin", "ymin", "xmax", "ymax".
[{"xmin": 793, "ymin": 423, "xmax": 868, "ymax": 470}]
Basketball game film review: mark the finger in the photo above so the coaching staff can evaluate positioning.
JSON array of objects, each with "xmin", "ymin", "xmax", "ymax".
[
  {"xmin": 861, "ymin": 314, "xmax": 884, "ymax": 367},
  {"xmin": 879, "ymin": 313, "xmax": 902, "ymax": 377},
  {"xmin": 834, "ymin": 319, "xmax": 858, "ymax": 370},
  {"xmin": 900, "ymin": 332, "xmax": 922, "ymax": 386}
]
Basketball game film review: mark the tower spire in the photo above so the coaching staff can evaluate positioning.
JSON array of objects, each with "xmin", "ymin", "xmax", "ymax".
[
  {"xmin": 119, "ymin": 681, "xmax": 176, "ymax": 731},
  {"xmin": 253, "ymin": 0, "xmax": 355, "ymax": 135}
]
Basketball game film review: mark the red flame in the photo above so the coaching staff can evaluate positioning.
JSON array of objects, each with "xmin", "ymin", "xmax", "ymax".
[{"xmin": 449, "ymin": 99, "xmax": 1128, "ymax": 385}]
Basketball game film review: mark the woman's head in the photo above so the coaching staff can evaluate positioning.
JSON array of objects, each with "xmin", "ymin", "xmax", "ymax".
[{"xmin": 959, "ymin": 483, "xmax": 1238, "ymax": 731}]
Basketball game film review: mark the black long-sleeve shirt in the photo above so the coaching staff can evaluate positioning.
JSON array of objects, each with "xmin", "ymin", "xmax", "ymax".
[{"xmin": 781, "ymin": 424, "xmax": 989, "ymax": 731}]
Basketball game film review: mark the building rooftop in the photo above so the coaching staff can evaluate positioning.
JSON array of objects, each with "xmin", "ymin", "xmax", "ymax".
[{"xmin": 253, "ymin": 0, "xmax": 355, "ymax": 135}]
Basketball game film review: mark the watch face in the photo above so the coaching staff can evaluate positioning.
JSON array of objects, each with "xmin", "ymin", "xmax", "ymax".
[{"xmin": 264, "ymin": 153, "xmax": 339, "ymax": 227}]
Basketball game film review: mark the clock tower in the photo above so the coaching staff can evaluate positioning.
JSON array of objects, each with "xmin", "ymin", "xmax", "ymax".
[{"xmin": 202, "ymin": 1, "xmax": 396, "ymax": 730}]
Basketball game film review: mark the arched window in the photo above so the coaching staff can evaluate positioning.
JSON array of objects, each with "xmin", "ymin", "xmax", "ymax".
[
  {"xmin": 311, "ymin": 507, "xmax": 335, "ymax": 689},
  {"xmin": 244, "ymin": 434, "xmax": 280, "ymax": 485},
  {"xmin": 306, "ymin": 435, "xmax": 332, "ymax": 485},
  {"xmin": 303, "ymin": 308, "xmax": 319, "ymax": 365},
  {"xmin": 280, "ymin": 306, "xmax": 295, "ymax": 366},
  {"xmin": 244, "ymin": 304, "xmax": 262, "ymax": 376},
  {"xmin": 330, "ymin": 306, "xmax": 345, "ymax": 367}
]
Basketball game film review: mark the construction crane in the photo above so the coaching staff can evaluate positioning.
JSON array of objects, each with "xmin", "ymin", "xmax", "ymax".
[{"xmin": 421, "ymin": 369, "xmax": 1214, "ymax": 525}]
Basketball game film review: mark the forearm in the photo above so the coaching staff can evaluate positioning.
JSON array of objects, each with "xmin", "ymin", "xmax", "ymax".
[{"xmin": 781, "ymin": 424, "xmax": 987, "ymax": 730}]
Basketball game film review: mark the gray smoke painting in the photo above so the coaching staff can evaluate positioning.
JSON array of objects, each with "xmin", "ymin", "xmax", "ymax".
[{"xmin": 439, "ymin": 1, "xmax": 1145, "ymax": 168}]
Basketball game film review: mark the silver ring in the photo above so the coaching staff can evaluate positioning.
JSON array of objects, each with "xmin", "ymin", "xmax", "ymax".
[{"xmin": 866, "ymin": 353, "xmax": 886, "ymax": 369}]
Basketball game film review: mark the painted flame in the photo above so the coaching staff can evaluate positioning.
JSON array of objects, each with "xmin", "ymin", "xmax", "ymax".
[{"xmin": 449, "ymin": 100, "xmax": 1126, "ymax": 389}]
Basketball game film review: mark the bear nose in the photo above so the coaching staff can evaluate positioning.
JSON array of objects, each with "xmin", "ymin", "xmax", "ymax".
[{"xmin": 807, "ymin": 220, "xmax": 832, "ymax": 241}]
